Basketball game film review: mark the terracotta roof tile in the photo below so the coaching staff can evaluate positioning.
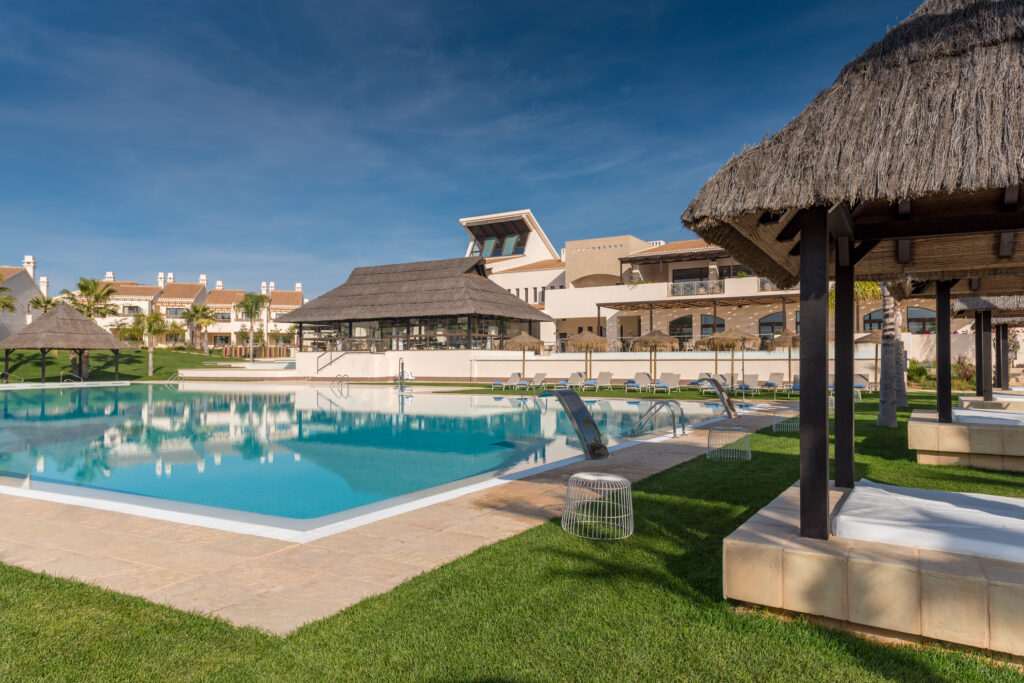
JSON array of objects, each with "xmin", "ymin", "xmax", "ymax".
[
  {"xmin": 495, "ymin": 259, "xmax": 565, "ymax": 274},
  {"xmin": 206, "ymin": 289, "xmax": 245, "ymax": 307},
  {"xmin": 270, "ymin": 290, "xmax": 303, "ymax": 308},
  {"xmin": 628, "ymin": 239, "xmax": 723, "ymax": 257},
  {"xmin": 109, "ymin": 283, "xmax": 161, "ymax": 298},
  {"xmin": 0, "ymin": 266, "xmax": 25, "ymax": 280},
  {"xmin": 157, "ymin": 283, "xmax": 205, "ymax": 302}
]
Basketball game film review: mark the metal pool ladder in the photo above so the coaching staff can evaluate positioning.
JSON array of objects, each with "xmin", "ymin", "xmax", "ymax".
[{"xmin": 629, "ymin": 399, "xmax": 686, "ymax": 437}]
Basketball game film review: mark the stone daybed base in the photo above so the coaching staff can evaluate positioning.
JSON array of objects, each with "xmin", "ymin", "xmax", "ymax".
[
  {"xmin": 723, "ymin": 484, "xmax": 1024, "ymax": 658},
  {"xmin": 908, "ymin": 410, "xmax": 1024, "ymax": 472}
]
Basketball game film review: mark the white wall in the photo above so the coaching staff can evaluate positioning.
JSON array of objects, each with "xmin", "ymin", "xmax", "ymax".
[{"xmin": 0, "ymin": 269, "xmax": 43, "ymax": 341}]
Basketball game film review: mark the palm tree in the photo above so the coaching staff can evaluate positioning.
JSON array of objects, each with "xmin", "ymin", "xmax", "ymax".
[
  {"xmin": 877, "ymin": 284, "xmax": 900, "ymax": 427},
  {"xmin": 60, "ymin": 277, "xmax": 117, "ymax": 378},
  {"xmin": 28, "ymin": 295, "xmax": 58, "ymax": 313},
  {"xmin": 181, "ymin": 303, "xmax": 215, "ymax": 352},
  {"xmin": 111, "ymin": 320, "xmax": 131, "ymax": 341},
  {"xmin": 234, "ymin": 293, "xmax": 268, "ymax": 361},
  {"xmin": 0, "ymin": 275, "xmax": 16, "ymax": 313},
  {"xmin": 132, "ymin": 311, "xmax": 167, "ymax": 376}
]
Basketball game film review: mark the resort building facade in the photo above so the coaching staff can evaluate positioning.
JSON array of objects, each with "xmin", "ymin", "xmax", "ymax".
[{"xmin": 0, "ymin": 256, "xmax": 49, "ymax": 342}]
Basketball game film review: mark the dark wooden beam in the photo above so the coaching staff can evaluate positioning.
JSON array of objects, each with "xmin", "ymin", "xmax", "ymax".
[
  {"xmin": 935, "ymin": 281, "xmax": 952, "ymax": 423},
  {"xmin": 897, "ymin": 240, "xmax": 911, "ymax": 264},
  {"xmin": 836, "ymin": 236, "xmax": 851, "ymax": 267},
  {"xmin": 898, "ymin": 199, "xmax": 912, "ymax": 218},
  {"xmin": 834, "ymin": 254, "xmax": 855, "ymax": 487},
  {"xmin": 775, "ymin": 212, "xmax": 807, "ymax": 243},
  {"xmin": 828, "ymin": 203, "xmax": 855, "ymax": 240},
  {"xmin": 980, "ymin": 310, "xmax": 993, "ymax": 401},
  {"xmin": 1000, "ymin": 324, "xmax": 1011, "ymax": 389},
  {"xmin": 994, "ymin": 323, "xmax": 1004, "ymax": 390},
  {"xmin": 853, "ymin": 212, "xmax": 1024, "ymax": 241},
  {"xmin": 789, "ymin": 241, "xmax": 801, "ymax": 257},
  {"xmin": 999, "ymin": 231, "xmax": 1015, "ymax": 258},
  {"xmin": 1005, "ymin": 185, "xmax": 1020, "ymax": 210},
  {"xmin": 975, "ymin": 312, "xmax": 984, "ymax": 396},
  {"xmin": 850, "ymin": 239, "xmax": 880, "ymax": 265},
  {"xmin": 799, "ymin": 206, "xmax": 830, "ymax": 539},
  {"xmin": 970, "ymin": 277, "xmax": 981, "ymax": 291}
]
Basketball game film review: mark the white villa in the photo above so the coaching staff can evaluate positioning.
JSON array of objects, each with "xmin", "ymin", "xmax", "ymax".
[{"xmin": 0, "ymin": 256, "xmax": 49, "ymax": 343}]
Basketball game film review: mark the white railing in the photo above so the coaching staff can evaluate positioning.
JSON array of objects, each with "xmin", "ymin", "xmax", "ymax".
[{"xmin": 667, "ymin": 280, "xmax": 724, "ymax": 297}]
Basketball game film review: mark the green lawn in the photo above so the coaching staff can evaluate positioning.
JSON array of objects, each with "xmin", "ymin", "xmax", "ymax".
[
  {"xmin": 1, "ymin": 394, "xmax": 1021, "ymax": 680},
  {"xmin": 2, "ymin": 348, "xmax": 225, "ymax": 382}
]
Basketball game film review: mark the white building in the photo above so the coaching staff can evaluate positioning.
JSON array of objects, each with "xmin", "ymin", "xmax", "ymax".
[{"xmin": 0, "ymin": 256, "xmax": 48, "ymax": 342}]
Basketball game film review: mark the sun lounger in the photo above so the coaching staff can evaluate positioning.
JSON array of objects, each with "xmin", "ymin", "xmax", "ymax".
[
  {"xmin": 555, "ymin": 372, "xmax": 584, "ymax": 389},
  {"xmin": 517, "ymin": 373, "xmax": 547, "ymax": 390},
  {"xmin": 493, "ymin": 372, "xmax": 521, "ymax": 391},
  {"xmin": 625, "ymin": 372, "xmax": 652, "ymax": 392},
  {"xmin": 737, "ymin": 374, "xmax": 760, "ymax": 394},
  {"xmin": 582, "ymin": 372, "xmax": 613, "ymax": 391},
  {"xmin": 651, "ymin": 372, "xmax": 680, "ymax": 393},
  {"xmin": 688, "ymin": 372, "xmax": 712, "ymax": 388}
]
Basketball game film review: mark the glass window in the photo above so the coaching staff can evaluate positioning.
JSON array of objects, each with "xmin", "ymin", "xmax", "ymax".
[
  {"xmin": 718, "ymin": 265, "xmax": 749, "ymax": 278},
  {"xmin": 123, "ymin": 305, "xmax": 143, "ymax": 315},
  {"xmin": 213, "ymin": 335, "xmax": 231, "ymax": 345},
  {"xmin": 701, "ymin": 315, "xmax": 724, "ymax": 337},
  {"xmin": 908, "ymin": 307, "xmax": 936, "ymax": 334},
  {"xmin": 863, "ymin": 309, "xmax": 883, "ymax": 331},
  {"xmin": 501, "ymin": 235, "xmax": 518, "ymax": 256},
  {"xmin": 165, "ymin": 307, "xmax": 184, "ymax": 318},
  {"xmin": 215, "ymin": 311, "xmax": 231, "ymax": 321},
  {"xmin": 470, "ymin": 242, "xmax": 483, "ymax": 256},
  {"xmin": 759, "ymin": 312, "xmax": 784, "ymax": 339},
  {"xmin": 532, "ymin": 287, "xmax": 538, "ymax": 303},
  {"xmin": 481, "ymin": 237, "xmax": 498, "ymax": 257},
  {"xmin": 672, "ymin": 267, "xmax": 709, "ymax": 283},
  {"xmin": 669, "ymin": 315, "xmax": 693, "ymax": 343}
]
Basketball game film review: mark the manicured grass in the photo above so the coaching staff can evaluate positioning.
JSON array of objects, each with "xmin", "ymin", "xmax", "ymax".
[
  {"xmin": 2, "ymin": 348, "xmax": 221, "ymax": 382},
  {"xmin": 1, "ymin": 394, "xmax": 1021, "ymax": 679}
]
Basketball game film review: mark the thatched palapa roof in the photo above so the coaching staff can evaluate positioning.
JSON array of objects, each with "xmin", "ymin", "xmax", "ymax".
[
  {"xmin": 0, "ymin": 303, "xmax": 133, "ymax": 351},
  {"xmin": 505, "ymin": 332, "xmax": 544, "ymax": 352},
  {"xmin": 280, "ymin": 257, "xmax": 551, "ymax": 324},
  {"xmin": 951, "ymin": 295, "xmax": 1024, "ymax": 317},
  {"xmin": 683, "ymin": 0, "xmax": 1024, "ymax": 287},
  {"xmin": 631, "ymin": 330, "xmax": 679, "ymax": 351},
  {"xmin": 565, "ymin": 331, "xmax": 609, "ymax": 352}
]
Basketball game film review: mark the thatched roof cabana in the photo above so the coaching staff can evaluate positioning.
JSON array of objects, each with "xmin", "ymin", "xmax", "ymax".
[
  {"xmin": 280, "ymin": 257, "xmax": 551, "ymax": 324},
  {"xmin": 683, "ymin": 0, "xmax": 1024, "ymax": 288},
  {"xmin": 0, "ymin": 303, "xmax": 132, "ymax": 382},
  {"xmin": 952, "ymin": 295, "xmax": 1024, "ymax": 318}
]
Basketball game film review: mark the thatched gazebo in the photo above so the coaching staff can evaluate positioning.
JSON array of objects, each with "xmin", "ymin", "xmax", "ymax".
[
  {"xmin": 683, "ymin": 0, "xmax": 1024, "ymax": 539},
  {"xmin": 952, "ymin": 295, "xmax": 1024, "ymax": 395},
  {"xmin": 505, "ymin": 332, "xmax": 544, "ymax": 377},
  {"xmin": 0, "ymin": 303, "xmax": 133, "ymax": 382},
  {"xmin": 566, "ymin": 331, "xmax": 609, "ymax": 378},
  {"xmin": 631, "ymin": 329, "xmax": 678, "ymax": 378}
]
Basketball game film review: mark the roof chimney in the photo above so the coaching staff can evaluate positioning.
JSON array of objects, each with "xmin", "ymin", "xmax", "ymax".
[
  {"xmin": 104, "ymin": 271, "xmax": 115, "ymax": 282},
  {"xmin": 38, "ymin": 276, "xmax": 49, "ymax": 296},
  {"xmin": 269, "ymin": 281, "xmax": 276, "ymax": 293},
  {"xmin": 22, "ymin": 255, "xmax": 35, "ymax": 281},
  {"xmin": 167, "ymin": 272, "xmax": 175, "ymax": 284},
  {"xmin": 199, "ymin": 274, "xmax": 208, "ymax": 287},
  {"xmin": 157, "ymin": 272, "xmax": 165, "ymax": 287},
  {"xmin": 295, "ymin": 282, "xmax": 302, "ymax": 292},
  {"xmin": 303, "ymin": 298, "xmax": 309, "ymax": 304},
  {"xmin": 260, "ymin": 281, "xmax": 267, "ymax": 295},
  {"xmin": 215, "ymin": 280, "xmax": 223, "ymax": 290}
]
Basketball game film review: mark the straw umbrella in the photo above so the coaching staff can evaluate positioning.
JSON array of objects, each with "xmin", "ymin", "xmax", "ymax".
[
  {"xmin": 566, "ymin": 331, "xmax": 609, "ymax": 379},
  {"xmin": 505, "ymin": 332, "xmax": 543, "ymax": 377},
  {"xmin": 854, "ymin": 330, "xmax": 883, "ymax": 388},
  {"xmin": 770, "ymin": 331, "xmax": 800, "ymax": 383},
  {"xmin": 631, "ymin": 329, "xmax": 678, "ymax": 379},
  {"xmin": 697, "ymin": 329, "xmax": 760, "ymax": 382}
]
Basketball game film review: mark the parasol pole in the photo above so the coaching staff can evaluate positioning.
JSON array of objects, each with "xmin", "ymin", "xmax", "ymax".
[
  {"xmin": 522, "ymin": 348, "xmax": 526, "ymax": 377},
  {"xmin": 788, "ymin": 346, "xmax": 793, "ymax": 384}
]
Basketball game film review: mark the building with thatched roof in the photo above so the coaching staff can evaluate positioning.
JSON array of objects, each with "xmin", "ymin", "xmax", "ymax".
[{"xmin": 280, "ymin": 257, "xmax": 552, "ymax": 351}]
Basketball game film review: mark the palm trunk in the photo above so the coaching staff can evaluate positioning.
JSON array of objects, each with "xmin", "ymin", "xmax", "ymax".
[
  {"xmin": 878, "ymin": 284, "xmax": 899, "ymax": 427},
  {"xmin": 201, "ymin": 327, "xmax": 209, "ymax": 353},
  {"xmin": 82, "ymin": 349, "xmax": 90, "ymax": 379},
  {"xmin": 148, "ymin": 336, "xmax": 155, "ymax": 376}
]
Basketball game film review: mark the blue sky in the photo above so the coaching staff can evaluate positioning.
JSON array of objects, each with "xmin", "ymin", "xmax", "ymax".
[{"xmin": 0, "ymin": 0, "xmax": 922, "ymax": 296}]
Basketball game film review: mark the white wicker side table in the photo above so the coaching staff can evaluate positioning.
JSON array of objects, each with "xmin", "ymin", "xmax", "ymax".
[{"xmin": 561, "ymin": 472, "xmax": 633, "ymax": 540}]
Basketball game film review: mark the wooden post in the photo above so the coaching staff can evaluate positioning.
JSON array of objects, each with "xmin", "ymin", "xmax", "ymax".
[
  {"xmin": 298, "ymin": 323, "xmax": 304, "ymax": 351},
  {"xmin": 799, "ymin": 207, "xmax": 830, "ymax": 539},
  {"xmin": 980, "ymin": 310, "xmax": 993, "ymax": 401},
  {"xmin": 834, "ymin": 256, "xmax": 855, "ymax": 488},
  {"xmin": 994, "ymin": 324, "xmax": 1004, "ymax": 390},
  {"xmin": 40, "ymin": 348, "xmax": 47, "ymax": 383},
  {"xmin": 975, "ymin": 312, "xmax": 984, "ymax": 396},
  {"xmin": 935, "ymin": 281, "xmax": 952, "ymax": 422},
  {"xmin": 114, "ymin": 349, "xmax": 120, "ymax": 382},
  {"xmin": 3, "ymin": 349, "xmax": 8, "ymax": 382},
  {"xmin": 1000, "ymin": 324, "xmax": 1011, "ymax": 388}
]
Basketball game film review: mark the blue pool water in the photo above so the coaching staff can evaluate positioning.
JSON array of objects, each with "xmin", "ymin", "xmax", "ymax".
[{"xmin": 0, "ymin": 385, "xmax": 737, "ymax": 519}]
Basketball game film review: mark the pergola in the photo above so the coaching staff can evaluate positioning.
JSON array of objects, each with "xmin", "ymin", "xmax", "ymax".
[
  {"xmin": 0, "ymin": 303, "xmax": 133, "ymax": 382},
  {"xmin": 952, "ymin": 295, "xmax": 1024, "ymax": 398},
  {"xmin": 683, "ymin": 0, "xmax": 1024, "ymax": 539}
]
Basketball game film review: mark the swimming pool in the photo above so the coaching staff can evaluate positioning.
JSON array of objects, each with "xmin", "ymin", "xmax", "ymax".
[{"xmin": 0, "ymin": 384, "xmax": 742, "ymax": 536}]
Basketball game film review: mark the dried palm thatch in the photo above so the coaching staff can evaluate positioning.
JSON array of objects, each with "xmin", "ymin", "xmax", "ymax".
[
  {"xmin": 632, "ymin": 330, "xmax": 678, "ymax": 378},
  {"xmin": 682, "ymin": 0, "xmax": 1024, "ymax": 287},
  {"xmin": 0, "ymin": 303, "xmax": 133, "ymax": 351},
  {"xmin": 952, "ymin": 295, "xmax": 1024, "ymax": 317},
  {"xmin": 768, "ymin": 331, "xmax": 800, "ymax": 349},
  {"xmin": 855, "ymin": 330, "xmax": 885, "ymax": 346},
  {"xmin": 696, "ymin": 329, "xmax": 761, "ymax": 351},
  {"xmin": 280, "ymin": 257, "xmax": 551, "ymax": 324},
  {"xmin": 565, "ymin": 331, "xmax": 610, "ymax": 353}
]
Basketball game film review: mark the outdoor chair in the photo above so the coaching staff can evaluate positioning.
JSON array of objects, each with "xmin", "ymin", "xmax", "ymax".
[
  {"xmin": 518, "ymin": 373, "xmax": 547, "ymax": 390},
  {"xmin": 762, "ymin": 372, "xmax": 784, "ymax": 390},
  {"xmin": 651, "ymin": 373, "xmax": 680, "ymax": 393},
  {"xmin": 555, "ymin": 372, "xmax": 584, "ymax": 389},
  {"xmin": 582, "ymin": 372, "xmax": 613, "ymax": 391},
  {"xmin": 738, "ymin": 374, "xmax": 760, "ymax": 394},
  {"xmin": 854, "ymin": 373, "xmax": 870, "ymax": 390},
  {"xmin": 788, "ymin": 375, "xmax": 801, "ymax": 396},
  {"xmin": 493, "ymin": 372, "xmax": 521, "ymax": 391},
  {"xmin": 625, "ymin": 372, "xmax": 652, "ymax": 392}
]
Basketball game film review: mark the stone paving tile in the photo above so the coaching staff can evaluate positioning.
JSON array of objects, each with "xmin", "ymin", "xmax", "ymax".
[
  {"xmin": 213, "ymin": 593, "xmax": 341, "ymax": 635},
  {"xmin": 91, "ymin": 564, "xmax": 201, "ymax": 597}
]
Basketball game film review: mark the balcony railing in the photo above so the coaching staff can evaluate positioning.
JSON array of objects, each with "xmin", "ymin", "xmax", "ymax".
[
  {"xmin": 668, "ymin": 280, "xmax": 724, "ymax": 297},
  {"xmin": 758, "ymin": 277, "xmax": 781, "ymax": 292}
]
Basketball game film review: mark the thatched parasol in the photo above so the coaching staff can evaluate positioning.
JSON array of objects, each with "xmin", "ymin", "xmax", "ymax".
[
  {"xmin": 566, "ymin": 331, "xmax": 609, "ymax": 378},
  {"xmin": 770, "ymin": 331, "xmax": 799, "ymax": 383},
  {"xmin": 631, "ymin": 329, "xmax": 679, "ymax": 378},
  {"xmin": 505, "ymin": 332, "xmax": 543, "ymax": 377},
  {"xmin": 696, "ymin": 329, "xmax": 760, "ymax": 379}
]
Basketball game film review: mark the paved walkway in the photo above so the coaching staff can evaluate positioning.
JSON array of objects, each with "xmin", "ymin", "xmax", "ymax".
[{"xmin": 0, "ymin": 411, "xmax": 782, "ymax": 634}]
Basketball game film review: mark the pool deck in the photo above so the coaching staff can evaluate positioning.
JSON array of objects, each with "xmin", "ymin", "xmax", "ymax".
[{"xmin": 0, "ymin": 409, "xmax": 783, "ymax": 635}]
